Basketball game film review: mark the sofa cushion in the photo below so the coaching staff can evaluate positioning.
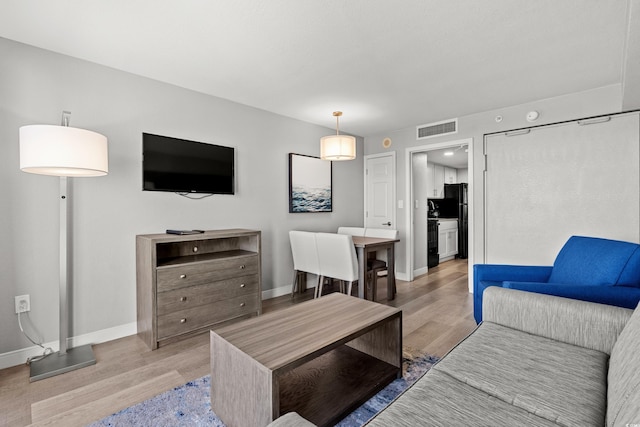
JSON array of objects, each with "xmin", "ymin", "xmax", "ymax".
[
  {"xmin": 548, "ymin": 236, "xmax": 640, "ymax": 286},
  {"xmin": 607, "ymin": 302, "xmax": 640, "ymax": 426},
  {"xmin": 433, "ymin": 321, "xmax": 608, "ymax": 427},
  {"xmin": 616, "ymin": 246, "xmax": 640, "ymax": 287},
  {"xmin": 365, "ymin": 369, "xmax": 559, "ymax": 427}
]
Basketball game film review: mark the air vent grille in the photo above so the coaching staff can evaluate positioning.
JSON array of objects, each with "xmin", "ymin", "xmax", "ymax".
[{"xmin": 417, "ymin": 118, "xmax": 458, "ymax": 140}]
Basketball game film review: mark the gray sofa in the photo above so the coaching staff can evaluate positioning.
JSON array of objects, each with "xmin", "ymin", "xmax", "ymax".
[{"xmin": 270, "ymin": 287, "xmax": 640, "ymax": 426}]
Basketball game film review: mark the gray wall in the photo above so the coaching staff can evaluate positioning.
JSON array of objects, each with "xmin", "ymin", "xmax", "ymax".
[
  {"xmin": 364, "ymin": 85, "xmax": 625, "ymax": 282},
  {"xmin": 0, "ymin": 38, "xmax": 364, "ymax": 356}
]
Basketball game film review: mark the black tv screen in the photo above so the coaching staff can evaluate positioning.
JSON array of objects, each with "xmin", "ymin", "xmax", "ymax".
[{"xmin": 142, "ymin": 133, "xmax": 235, "ymax": 194}]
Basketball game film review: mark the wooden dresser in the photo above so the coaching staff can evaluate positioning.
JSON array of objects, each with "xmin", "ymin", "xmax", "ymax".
[{"xmin": 136, "ymin": 229, "xmax": 261, "ymax": 350}]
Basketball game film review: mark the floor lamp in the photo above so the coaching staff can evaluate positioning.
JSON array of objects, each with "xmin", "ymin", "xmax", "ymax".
[{"xmin": 19, "ymin": 112, "xmax": 108, "ymax": 382}]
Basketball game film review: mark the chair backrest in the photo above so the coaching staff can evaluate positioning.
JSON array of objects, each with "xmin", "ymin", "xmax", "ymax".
[
  {"xmin": 549, "ymin": 236, "xmax": 640, "ymax": 286},
  {"xmin": 316, "ymin": 232, "xmax": 358, "ymax": 282},
  {"xmin": 337, "ymin": 226, "xmax": 366, "ymax": 237},
  {"xmin": 364, "ymin": 228, "xmax": 399, "ymax": 239},
  {"xmin": 289, "ymin": 231, "xmax": 320, "ymax": 275}
]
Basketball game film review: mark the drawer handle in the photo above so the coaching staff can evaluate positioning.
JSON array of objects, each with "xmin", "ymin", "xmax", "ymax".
[
  {"xmin": 180, "ymin": 297, "xmax": 187, "ymax": 302},
  {"xmin": 240, "ymin": 302, "xmax": 246, "ymax": 307},
  {"xmin": 180, "ymin": 318, "xmax": 187, "ymax": 323},
  {"xmin": 192, "ymin": 246, "xmax": 198, "ymax": 253},
  {"xmin": 179, "ymin": 274, "xmax": 187, "ymax": 279},
  {"xmin": 240, "ymin": 283, "xmax": 246, "ymax": 288},
  {"xmin": 239, "ymin": 265, "xmax": 246, "ymax": 269}
]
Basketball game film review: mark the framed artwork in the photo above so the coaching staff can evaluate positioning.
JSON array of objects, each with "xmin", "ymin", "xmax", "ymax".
[{"xmin": 289, "ymin": 153, "xmax": 332, "ymax": 213}]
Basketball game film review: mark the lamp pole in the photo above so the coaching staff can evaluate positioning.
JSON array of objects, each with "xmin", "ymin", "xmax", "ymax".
[{"xmin": 59, "ymin": 175, "xmax": 69, "ymax": 355}]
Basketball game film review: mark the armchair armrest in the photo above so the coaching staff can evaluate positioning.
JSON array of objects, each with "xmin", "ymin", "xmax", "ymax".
[
  {"xmin": 503, "ymin": 281, "xmax": 640, "ymax": 310},
  {"xmin": 474, "ymin": 264, "xmax": 553, "ymax": 283},
  {"xmin": 483, "ymin": 287, "xmax": 633, "ymax": 355},
  {"xmin": 473, "ymin": 264, "xmax": 553, "ymax": 323}
]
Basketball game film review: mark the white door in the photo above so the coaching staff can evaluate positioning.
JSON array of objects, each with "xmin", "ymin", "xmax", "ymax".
[{"xmin": 365, "ymin": 153, "xmax": 396, "ymax": 229}]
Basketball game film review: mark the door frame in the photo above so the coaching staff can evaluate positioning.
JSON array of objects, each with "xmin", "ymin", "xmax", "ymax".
[
  {"xmin": 364, "ymin": 151, "xmax": 397, "ymax": 230},
  {"xmin": 405, "ymin": 138, "xmax": 474, "ymax": 291}
]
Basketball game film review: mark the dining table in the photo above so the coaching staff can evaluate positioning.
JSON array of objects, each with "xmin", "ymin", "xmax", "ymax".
[{"xmin": 351, "ymin": 235, "xmax": 400, "ymax": 301}]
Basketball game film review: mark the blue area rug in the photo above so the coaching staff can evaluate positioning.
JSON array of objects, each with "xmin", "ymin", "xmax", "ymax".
[{"xmin": 89, "ymin": 352, "xmax": 438, "ymax": 427}]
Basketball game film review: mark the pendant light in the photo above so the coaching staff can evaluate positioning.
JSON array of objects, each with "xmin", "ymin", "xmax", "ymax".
[{"xmin": 320, "ymin": 111, "xmax": 356, "ymax": 161}]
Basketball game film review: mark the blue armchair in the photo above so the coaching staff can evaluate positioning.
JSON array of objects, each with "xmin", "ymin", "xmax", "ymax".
[{"xmin": 473, "ymin": 235, "xmax": 640, "ymax": 323}]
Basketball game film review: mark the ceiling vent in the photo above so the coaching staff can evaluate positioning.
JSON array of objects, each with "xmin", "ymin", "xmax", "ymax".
[{"xmin": 416, "ymin": 118, "xmax": 458, "ymax": 140}]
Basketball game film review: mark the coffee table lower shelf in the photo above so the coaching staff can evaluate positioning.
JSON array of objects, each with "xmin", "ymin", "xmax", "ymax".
[{"xmin": 279, "ymin": 345, "xmax": 400, "ymax": 427}]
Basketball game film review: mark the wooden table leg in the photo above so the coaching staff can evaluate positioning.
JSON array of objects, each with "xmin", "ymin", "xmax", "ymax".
[
  {"xmin": 387, "ymin": 244, "xmax": 396, "ymax": 301},
  {"xmin": 357, "ymin": 246, "xmax": 366, "ymax": 299}
]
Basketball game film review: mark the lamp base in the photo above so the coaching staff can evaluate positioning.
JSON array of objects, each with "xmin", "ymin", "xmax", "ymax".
[{"xmin": 29, "ymin": 344, "xmax": 96, "ymax": 382}]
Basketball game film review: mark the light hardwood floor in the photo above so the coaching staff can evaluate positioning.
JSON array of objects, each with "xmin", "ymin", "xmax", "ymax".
[{"xmin": 0, "ymin": 259, "xmax": 475, "ymax": 427}]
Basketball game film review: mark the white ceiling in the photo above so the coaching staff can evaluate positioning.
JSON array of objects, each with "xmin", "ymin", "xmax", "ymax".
[
  {"xmin": 0, "ymin": 1, "xmax": 635, "ymax": 137},
  {"xmin": 426, "ymin": 145, "xmax": 469, "ymax": 169}
]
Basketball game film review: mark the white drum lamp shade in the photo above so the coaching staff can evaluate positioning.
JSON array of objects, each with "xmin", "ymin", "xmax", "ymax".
[
  {"xmin": 320, "ymin": 111, "xmax": 356, "ymax": 161},
  {"xmin": 20, "ymin": 125, "xmax": 108, "ymax": 176},
  {"xmin": 320, "ymin": 134, "xmax": 356, "ymax": 161}
]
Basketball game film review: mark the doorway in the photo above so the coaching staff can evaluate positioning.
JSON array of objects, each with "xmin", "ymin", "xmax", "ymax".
[{"xmin": 405, "ymin": 138, "xmax": 473, "ymax": 290}]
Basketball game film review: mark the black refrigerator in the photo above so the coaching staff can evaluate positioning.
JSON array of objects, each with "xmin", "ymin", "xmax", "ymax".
[{"xmin": 444, "ymin": 183, "xmax": 468, "ymax": 259}]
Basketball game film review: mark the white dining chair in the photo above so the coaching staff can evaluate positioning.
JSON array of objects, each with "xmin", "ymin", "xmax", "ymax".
[
  {"xmin": 337, "ymin": 226, "xmax": 366, "ymax": 236},
  {"xmin": 363, "ymin": 228, "xmax": 399, "ymax": 300},
  {"xmin": 289, "ymin": 230, "xmax": 321, "ymax": 298},
  {"xmin": 315, "ymin": 232, "xmax": 359, "ymax": 298}
]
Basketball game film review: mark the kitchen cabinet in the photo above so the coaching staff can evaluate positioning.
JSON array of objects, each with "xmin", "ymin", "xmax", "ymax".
[
  {"xmin": 434, "ymin": 164, "xmax": 445, "ymax": 197},
  {"xmin": 426, "ymin": 161, "xmax": 436, "ymax": 199},
  {"xmin": 428, "ymin": 162, "xmax": 458, "ymax": 198},
  {"xmin": 438, "ymin": 219, "xmax": 458, "ymax": 261},
  {"xmin": 444, "ymin": 167, "xmax": 457, "ymax": 184}
]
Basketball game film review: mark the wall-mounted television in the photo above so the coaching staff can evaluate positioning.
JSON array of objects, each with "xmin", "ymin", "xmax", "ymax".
[{"xmin": 142, "ymin": 133, "xmax": 235, "ymax": 195}]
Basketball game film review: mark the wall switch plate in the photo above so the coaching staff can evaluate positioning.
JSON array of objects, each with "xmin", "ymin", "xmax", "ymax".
[{"xmin": 15, "ymin": 294, "xmax": 30, "ymax": 314}]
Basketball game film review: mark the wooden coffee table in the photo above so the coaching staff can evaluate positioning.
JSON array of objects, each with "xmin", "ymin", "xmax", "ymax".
[{"xmin": 210, "ymin": 293, "xmax": 402, "ymax": 427}]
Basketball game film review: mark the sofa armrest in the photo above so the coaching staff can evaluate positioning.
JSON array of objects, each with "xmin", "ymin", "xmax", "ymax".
[{"xmin": 483, "ymin": 287, "xmax": 633, "ymax": 355}]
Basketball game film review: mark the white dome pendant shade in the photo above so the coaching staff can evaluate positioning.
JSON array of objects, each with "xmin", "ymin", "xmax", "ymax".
[
  {"xmin": 20, "ymin": 124, "xmax": 108, "ymax": 177},
  {"xmin": 320, "ymin": 111, "xmax": 356, "ymax": 161}
]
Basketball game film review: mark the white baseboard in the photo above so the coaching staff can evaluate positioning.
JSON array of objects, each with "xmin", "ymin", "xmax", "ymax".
[
  {"xmin": 413, "ymin": 267, "xmax": 428, "ymax": 277},
  {"xmin": 261, "ymin": 284, "xmax": 294, "ymax": 300},
  {"xmin": 0, "ymin": 322, "xmax": 137, "ymax": 371},
  {"xmin": 396, "ymin": 272, "xmax": 408, "ymax": 281},
  {"xmin": 0, "ymin": 286, "xmax": 297, "ymax": 370},
  {"xmin": 2, "ymin": 275, "xmax": 415, "ymax": 371}
]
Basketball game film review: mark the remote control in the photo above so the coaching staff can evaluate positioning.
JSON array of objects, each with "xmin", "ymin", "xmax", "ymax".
[{"xmin": 166, "ymin": 229, "xmax": 203, "ymax": 235}]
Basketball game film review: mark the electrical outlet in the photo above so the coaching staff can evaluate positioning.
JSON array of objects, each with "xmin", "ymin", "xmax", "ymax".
[{"xmin": 15, "ymin": 294, "xmax": 30, "ymax": 314}]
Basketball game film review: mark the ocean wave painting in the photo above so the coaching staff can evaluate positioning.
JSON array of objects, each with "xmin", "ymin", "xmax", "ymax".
[
  {"xmin": 291, "ymin": 185, "xmax": 332, "ymax": 212},
  {"xmin": 289, "ymin": 153, "xmax": 332, "ymax": 213}
]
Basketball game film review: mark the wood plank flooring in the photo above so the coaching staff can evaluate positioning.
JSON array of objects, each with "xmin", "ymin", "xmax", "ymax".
[{"xmin": 0, "ymin": 259, "xmax": 475, "ymax": 427}]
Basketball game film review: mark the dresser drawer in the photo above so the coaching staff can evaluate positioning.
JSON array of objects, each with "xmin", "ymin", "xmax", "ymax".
[
  {"xmin": 157, "ymin": 255, "xmax": 258, "ymax": 292},
  {"xmin": 157, "ymin": 294, "xmax": 259, "ymax": 340},
  {"xmin": 157, "ymin": 274, "xmax": 258, "ymax": 316}
]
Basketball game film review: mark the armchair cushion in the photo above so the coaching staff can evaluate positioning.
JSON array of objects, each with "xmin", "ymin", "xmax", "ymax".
[{"xmin": 548, "ymin": 236, "xmax": 640, "ymax": 286}]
